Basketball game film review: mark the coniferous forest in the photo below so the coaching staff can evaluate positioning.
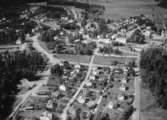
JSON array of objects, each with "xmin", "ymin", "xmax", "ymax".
[
  {"xmin": 140, "ymin": 47, "xmax": 167, "ymax": 109},
  {"xmin": 0, "ymin": 50, "xmax": 47, "ymax": 120}
]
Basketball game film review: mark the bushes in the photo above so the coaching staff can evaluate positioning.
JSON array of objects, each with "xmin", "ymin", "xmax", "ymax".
[
  {"xmin": 0, "ymin": 18, "xmax": 36, "ymax": 45},
  {"xmin": 118, "ymin": 105, "xmax": 134, "ymax": 120},
  {"xmin": 140, "ymin": 47, "xmax": 167, "ymax": 109},
  {"xmin": 78, "ymin": 42, "xmax": 96, "ymax": 55},
  {"xmin": 51, "ymin": 64, "xmax": 64, "ymax": 77},
  {"xmin": 99, "ymin": 45, "xmax": 113, "ymax": 54},
  {"xmin": 99, "ymin": 45, "xmax": 122, "ymax": 55},
  {"xmin": 112, "ymin": 42, "xmax": 125, "ymax": 46}
]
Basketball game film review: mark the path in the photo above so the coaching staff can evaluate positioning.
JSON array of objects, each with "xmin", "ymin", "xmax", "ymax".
[
  {"xmin": 8, "ymin": 34, "xmax": 58, "ymax": 120},
  {"xmin": 8, "ymin": 70, "xmax": 49, "ymax": 120}
]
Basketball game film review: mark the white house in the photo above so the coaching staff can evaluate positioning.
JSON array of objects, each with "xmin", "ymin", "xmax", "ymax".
[
  {"xmin": 98, "ymin": 38, "xmax": 111, "ymax": 44},
  {"xmin": 107, "ymin": 101, "xmax": 114, "ymax": 109},
  {"xmin": 89, "ymin": 75, "xmax": 95, "ymax": 81},
  {"xmin": 40, "ymin": 111, "xmax": 52, "ymax": 120},
  {"xmin": 59, "ymin": 85, "xmax": 66, "ymax": 91},
  {"xmin": 118, "ymin": 94, "xmax": 125, "ymax": 101},
  {"xmin": 119, "ymin": 84, "xmax": 126, "ymax": 92},
  {"xmin": 115, "ymin": 37, "xmax": 127, "ymax": 44},
  {"xmin": 85, "ymin": 81, "xmax": 92, "ymax": 87},
  {"xmin": 121, "ymin": 78, "xmax": 127, "ymax": 84},
  {"xmin": 77, "ymin": 95, "xmax": 85, "ymax": 104},
  {"xmin": 46, "ymin": 100, "xmax": 53, "ymax": 109}
]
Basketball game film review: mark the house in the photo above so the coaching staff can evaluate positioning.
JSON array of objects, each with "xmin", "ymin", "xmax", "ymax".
[
  {"xmin": 115, "ymin": 37, "xmax": 127, "ymax": 44},
  {"xmin": 68, "ymin": 106, "xmax": 76, "ymax": 119},
  {"xmin": 142, "ymin": 29, "xmax": 151, "ymax": 37},
  {"xmin": 77, "ymin": 95, "xmax": 85, "ymax": 104},
  {"xmin": 92, "ymin": 67, "xmax": 97, "ymax": 71},
  {"xmin": 40, "ymin": 111, "xmax": 52, "ymax": 120},
  {"xmin": 92, "ymin": 70, "xmax": 98, "ymax": 76},
  {"xmin": 46, "ymin": 100, "xmax": 53, "ymax": 109},
  {"xmin": 107, "ymin": 101, "xmax": 114, "ymax": 109},
  {"xmin": 121, "ymin": 78, "xmax": 127, "ymax": 84},
  {"xmin": 98, "ymin": 38, "xmax": 111, "ymax": 44},
  {"xmin": 59, "ymin": 85, "xmax": 66, "ymax": 91},
  {"xmin": 117, "ymin": 94, "xmax": 125, "ymax": 101},
  {"xmin": 85, "ymin": 81, "xmax": 92, "ymax": 87},
  {"xmin": 0, "ymin": 43, "xmax": 27, "ymax": 53},
  {"xmin": 89, "ymin": 75, "xmax": 95, "ymax": 81},
  {"xmin": 17, "ymin": 79, "xmax": 34, "ymax": 89},
  {"xmin": 119, "ymin": 84, "xmax": 126, "ymax": 92}
]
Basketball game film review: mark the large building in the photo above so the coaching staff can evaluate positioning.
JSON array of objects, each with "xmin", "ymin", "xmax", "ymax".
[{"xmin": 0, "ymin": 39, "xmax": 27, "ymax": 53}]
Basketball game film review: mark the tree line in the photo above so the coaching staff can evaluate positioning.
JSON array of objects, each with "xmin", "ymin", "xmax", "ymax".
[
  {"xmin": 140, "ymin": 46, "xmax": 167, "ymax": 109},
  {"xmin": 0, "ymin": 50, "xmax": 47, "ymax": 120}
]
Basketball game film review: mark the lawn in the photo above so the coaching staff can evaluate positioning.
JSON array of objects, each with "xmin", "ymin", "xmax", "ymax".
[
  {"xmin": 93, "ymin": 55, "xmax": 137, "ymax": 66},
  {"xmin": 55, "ymin": 54, "xmax": 91, "ymax": 63}
]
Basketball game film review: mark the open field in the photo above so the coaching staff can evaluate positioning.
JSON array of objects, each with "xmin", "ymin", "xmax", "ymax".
[
  {"xmin": 93, "ymin": 55, "xmax": 137, "ymax": 66},
  {"xmin": 75, "ymin": 0, "xmax": 167, "ymax": 20},
  {"xmin": 140, "ymin": 85, "xmax": 167, "ymax": 120},
  {"xmin": 55, "ymin": 54, "xmax": 91, "ymax": 63}
]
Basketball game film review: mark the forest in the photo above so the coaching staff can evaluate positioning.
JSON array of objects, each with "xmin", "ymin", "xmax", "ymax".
[
  {"xmin": 0, "ymin": 50, "xmax": 47, "ymax": 120},
  {"xmin": 140, "ymin": 46, "xmax": 167, "ymax": 109}
]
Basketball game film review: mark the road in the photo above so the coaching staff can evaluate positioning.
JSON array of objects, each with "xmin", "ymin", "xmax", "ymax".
[
  {"xmin": 8, "ymin": 34, "xmax": 59, "ymax": 120},
  {"xmin": 132, "ymin": 54, "xmax": 141, "ymax": 120},
  {"xmin": 60, "ymin": 54, "xmax": 95, "ymax": 120},
  {"xmin": 8, "ymin": 70, "xmax": 49, "ymax": 120},
  {"xmin": 32, "ymin": 34, "xmax": 60, "ymax": 65}
]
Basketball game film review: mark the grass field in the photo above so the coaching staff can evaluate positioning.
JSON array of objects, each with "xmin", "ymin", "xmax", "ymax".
[
  {"xmin": 55, "ymin": 54, "xmax": 91, "ymax": 63},
  {"xmin": 93, "ymin": 55, "xmax": 137, "ymax": 66},
  {"xmin": 140, "ymin": 85, "xmax": 167, "ymax": 120},
  {"xmin": 77, "ymin": 0, "xmax": 167, "ymax": 20}
]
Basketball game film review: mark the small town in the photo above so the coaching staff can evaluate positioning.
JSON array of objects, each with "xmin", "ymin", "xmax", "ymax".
[{"xmin": 0, "ymin": 0, "xmax": 167, "ymax": 120}]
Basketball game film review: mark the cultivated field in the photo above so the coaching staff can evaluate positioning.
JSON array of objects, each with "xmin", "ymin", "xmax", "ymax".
[
  {"xmin": 77, "ymin": 0, "xmax": 167, "ymax": 20},
  {"xmin": 93, "ymin": 55, "xmax": 137, "ymax": 66},
  {"xmin": 55, "ymin": 54, "xmax": 91, "ymax": 63}
]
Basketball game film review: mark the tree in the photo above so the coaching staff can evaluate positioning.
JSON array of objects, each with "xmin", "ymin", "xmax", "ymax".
[
  {"xmin": 127, "ymin": 29, "xmax": 145, "ymax": 44},
  {"xmin": 0, "ymin": 50, "xmax": 47, "ymax": 120},
  {"xmin": 118, "ymin": 105, "xmax": 134, "ymax": 120},
  {"xmin": 51, "ymin": 64, "xmax": 64, "ymax": 77},
  {"xmin": 101, "ymin": 113, "xmax": 110, "ymax": 120},
  {"xmin": 63, "ymin": 61, "xmax": 71, "ymax": 70},
  {"xmin": 140, "ymin": 47, "xmax": 167, "ymax": 109}
]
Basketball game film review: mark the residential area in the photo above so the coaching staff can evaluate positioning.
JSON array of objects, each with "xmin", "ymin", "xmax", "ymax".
[{"xmin": 0, "ymin": 0, "xmax": 167, "ymax": 120}]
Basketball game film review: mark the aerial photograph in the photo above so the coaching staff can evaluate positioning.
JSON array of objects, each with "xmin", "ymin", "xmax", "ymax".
[{"xmin": 0, "ymin": 0, "xmax": 167, "ymax": 120}]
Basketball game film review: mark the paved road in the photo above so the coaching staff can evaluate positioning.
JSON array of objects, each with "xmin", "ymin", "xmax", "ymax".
[
  {"xmin": 32, "ymin": 34, "xmax": 60, "ymax": 65},
  {"xmin": 132, "ymin": 55, "xmax": 141, "ymax": 120},
  {"xmin": 60, "ymin": 54, "xmax": 95, "ymax": 120},
  {"xmin": 9, "ymin": 32, "xmax": 140, "ymax": 120}
]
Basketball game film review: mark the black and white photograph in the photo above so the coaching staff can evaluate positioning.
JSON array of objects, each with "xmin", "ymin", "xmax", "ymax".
[{"xmin": 0, "ymin": 0, "xmax": 167, "ymax": 120}]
